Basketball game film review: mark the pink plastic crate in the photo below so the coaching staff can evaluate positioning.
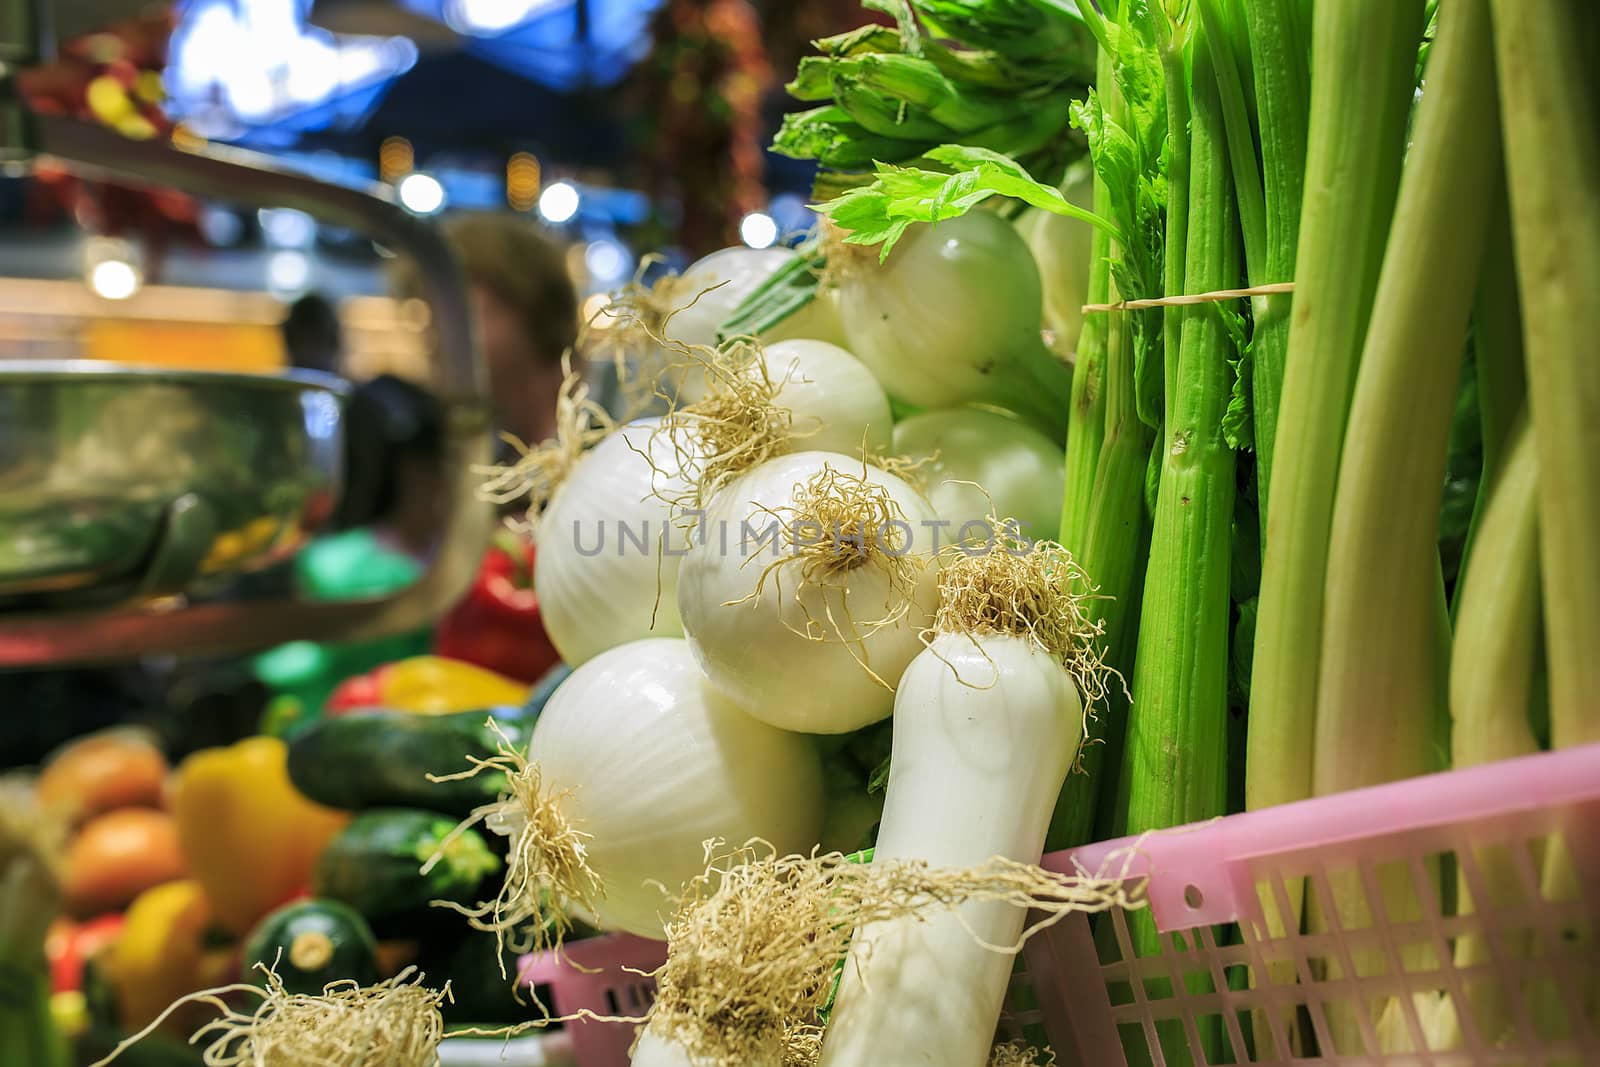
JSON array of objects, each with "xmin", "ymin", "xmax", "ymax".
[
  {"xmin": 523, "ymin": 743, "xmax": 1600, "ymax": 1066},
  {"xmin": 520, "ymin": 932, "xmax": 662, "ymax": 1065}
]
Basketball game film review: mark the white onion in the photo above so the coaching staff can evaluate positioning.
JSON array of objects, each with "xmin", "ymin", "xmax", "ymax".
[
  {"xmin": 534, "ymin": 419, "xmax": 692, "ymax": 666},
  {"xmin": 1021, "ymin": 162, "xmax": 1096, "ymax": 360},
  {"xmin": 761, "ymin": 338, "xmax": 893, "ymax": 457},
  {"xmin": 817, "ymin": 633, "xmax": 1082, "ymax": 1067},
  {"xmin": 676, "ymin": 451, "xmax": 940, "ymax": 734},
  {"xmin": 759, "ymin": 282, "xmax": 851, "ymax": 349},
  {"xmin": 663, "ymin": 246, "xmax": 795, "ymax": 351},
  {"xmin": 891, "ymin": 406, "xmax": 1065, "ymax": 544},
  {"xmin": 530, "ymin": 637, "xmax": 824, "ymax": 938},
  {"xmin": 834, "ymin": 210, "xmax": 1072, "ymax": 438}
]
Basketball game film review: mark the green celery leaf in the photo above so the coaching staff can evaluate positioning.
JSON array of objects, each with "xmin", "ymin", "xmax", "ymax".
[
  {"xmin": 815, "ymin": 147, "xmax": 1116, "ymax": 259},
  {"xmin": 1218, "ymin": 303, "xmax": 1254, "ymax": 451}
]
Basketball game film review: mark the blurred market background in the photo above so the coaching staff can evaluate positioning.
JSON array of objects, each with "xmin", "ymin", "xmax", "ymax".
[
  {"xmin": 0, "ymin": 0, "xmax": 895, "ymax": 766},
  {"xmin": 0, "ymin": 3, "xmax": 893, "ymax": 1059},
  {"xmin": 0, "ymin": 0, "xmax": 877, "ymax": 371}
]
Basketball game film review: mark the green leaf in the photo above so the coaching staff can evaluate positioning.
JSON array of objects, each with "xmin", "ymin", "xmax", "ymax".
[
  {"xmin": 814, "ymin": 146, "xmax": 1118, "ymax": 258},
  {"xmin": 1218, "ymin": 303, "xmax": 1254, "ymax": 451},
  {"xmin": 867, "ymin": 754, "xmax": 892, "ymax": 794}
]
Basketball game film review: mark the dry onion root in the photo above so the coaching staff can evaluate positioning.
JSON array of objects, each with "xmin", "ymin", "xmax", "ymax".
[
  {"xmin": 581, "ymin": 265, "xmax": 710, "ymax": 416},
  {"xmin": 932, "ymin": 519, "xmax": 1119, "ymax": 749},
  {"xmin": 629, "ymin": 843, "xmax": 1143, "ymax": 1067},
  {"xmin": 740, "ymin": 463, "xmax": 929, "ymax": 658},
  {"xmin": 89, "ymin": 967, "xmax": 451, "ymax": 1067},
  {"xmin": 424, "ymin": 721, "xmax": 604, "ymax": 972},
  {"xmin": 652, "ymin": 338, "xmax": 803, "ymax": 518},
  {"xmin": 987, "ymin": 1041, "xmax": 1057, "ymax": 1067},
  {"xmin": 648, "ymin": 332, "xmax": 895, "ymax": 523},
  {"xmin": 675, "ymin": 451, "xmax": 942, "ymax": 735}
]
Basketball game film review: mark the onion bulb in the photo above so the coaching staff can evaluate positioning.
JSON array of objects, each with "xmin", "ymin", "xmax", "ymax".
[
  {"xmin": 746, "ymin": 338, "xmax": 892, "ymax": 456},
  {"xmin": 662, "ymin": 246, "xmax": 794, "ymax": 351},
  {"xmin": 818, "ymin": 536, "xmax": 1107, "ymax": 1067},
  {"xmin": 830, "ymin": 210, "xmax": 1072, "ymax": 438},
  {"xmin": 452, "ymin": 637, "xmax": 825, "ymax": 944},
  {"xmin": 757, "ymin": 281, "xmax": 851, "ymax": 350},
  {"xmin": 656, "ymin": 339, "xmax": 892, "ymax": 515},
  {"xmin": 891, "ymin": 406, "xmax": 1065, "ymax": 545},
  {"xmin": 1020, "ymin": 161, "xmax": 1096, "ymax": 360},
  {"xmin": 676, "ymin": 451, "xmax": 940, "ymax": 734},
  {"xmin": 534, "ymin": 418, "xmax": 693, "ymax": 667}
]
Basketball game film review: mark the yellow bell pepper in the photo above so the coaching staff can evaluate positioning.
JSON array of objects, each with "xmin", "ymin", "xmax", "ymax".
[
  {"xmin": 169, "ymin": 737, "xmax": 347, "ymax": 936},
  {"xmin": 103, "ymin": 880, "xmax": 212, "ymax": 1033},
  {"xmin": 325, "ymin": 655, "xmax": 530, "ymax": 716}
]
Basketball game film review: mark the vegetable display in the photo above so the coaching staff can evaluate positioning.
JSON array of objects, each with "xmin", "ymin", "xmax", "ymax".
[
  {"xmin": 287, "ymin": 707, "xmax": 533, "ymax": 816},
  {"xmin": 168, "ymin": 737, "xmax": 348, "ymax": 936},
  {"xmin": 70, "ymin": 0, "xmax": 1600, "ymax": 1064}
]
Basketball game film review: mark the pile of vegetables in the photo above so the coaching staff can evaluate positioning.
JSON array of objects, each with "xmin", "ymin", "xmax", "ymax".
[
  {"xmin": 473, "ymin": 0, "xmax": 1594, "ymax": 1061},
  {"xmin": 79, "ymin": 0, "xmax": 1600, "ymax": 1063}
]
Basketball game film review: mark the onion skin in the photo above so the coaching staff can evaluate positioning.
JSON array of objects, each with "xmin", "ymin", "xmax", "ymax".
[
  {"xmin": 530, "ymin": 638, "xmax": 825, "ymax": 939},
  {"xmin": 676, "ymin": 451, "xmax": 940, "ymax": 735},
  {"xmin": 836, "ymin": 211, "xmax": 1071, "ymax": 438},
  {"xmin": 535, "ymin": 419, "xmax": 690, "ymax": 667},
  {"xmin": 818, "ymin": 634, "xmax": 1081, "ymax": 1067}
]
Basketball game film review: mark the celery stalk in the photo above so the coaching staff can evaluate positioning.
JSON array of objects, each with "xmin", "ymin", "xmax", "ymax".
[
  {"xmin": 1057, "ymin": 45, "xmax": 1119, "ymax": 558},
  {"xmin": 1439, "ymin": 413, "xmax": 1540, "ymax": 1051},
  {"xmin": 1245, "ymin": 0, "xmax": 1424, "ymax": 812},
  {"xmin": 1490, "ymin": 0, "xmax": 1600, "ymax": 755},
  {"xmin": 1204, "ymin": 1, "xmax": 1309, "ymax": 1048},
  {"xmin": 1046, "ymin": 45, "xmax": 1155, "ymax": 852},
  {"xmin": 1245, "ymin": 2, "xmax": 1421, "ymax": 1048},
  {"xmin": 1159, "ymin": 17, "xmax": 1190, "ymax": 426},
  {"xmin": 1120, "ymin": 18, "xmax": 1240, "ymax": 1064},
  {"xmin": 1123, "ymin": 10, "xmax": 1238, "ymax": 877},
  {"xmin": 1310, "ymin": 0, "xmax": 1500, "ymax": 1052},
  {"xmin": 1491, "ymin": 0, "xmax": 1600, "ymax": 1041},
  {"xmin": 1240, "ymin": 0, "xmax": 1308, "ymax": 518}
]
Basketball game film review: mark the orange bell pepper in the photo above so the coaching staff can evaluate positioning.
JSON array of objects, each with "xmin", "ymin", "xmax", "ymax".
[{"xmin": 168, "ymin": 737, "xmax": 347, "ymax": 936}]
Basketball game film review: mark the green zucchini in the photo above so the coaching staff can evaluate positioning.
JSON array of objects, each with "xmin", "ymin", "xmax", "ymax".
[
  {"xmin": 312, "ymin": 809, "xmax": 501, "ymax": 925},
  {"xmin": 287, "ymin": 709, "xmax": 529, "ymax": 815},
  {"xmin": 240, "ymin": 899, "xmax": 379, "ymax": 995}
]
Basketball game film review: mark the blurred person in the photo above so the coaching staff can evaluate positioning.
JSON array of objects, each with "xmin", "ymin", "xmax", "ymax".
[
  {"xmin": 396, "ymin": 214, "xmax": 582, "ymax": 450},
  {"xmin": 280, "ymin": 292, "xmax": 346, "ymax": 377}
]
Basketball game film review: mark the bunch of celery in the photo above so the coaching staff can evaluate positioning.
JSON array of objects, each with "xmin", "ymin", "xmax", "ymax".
[{"xmin": 775, "ymin": 0, "xmax": 1096, "ymax": 191}]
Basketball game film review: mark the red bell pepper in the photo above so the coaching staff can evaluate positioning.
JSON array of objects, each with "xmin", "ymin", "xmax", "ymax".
[
  {"xmin": 48, "ymin": 913, "xmax": 126, "ymax": 994},
  {"xmin": 324, "ymin": 669, "xmax": 386, "ymax": 714},
  {"xmin": 433, "ymin": 530, "xmax": 561, "ymax": 685}
]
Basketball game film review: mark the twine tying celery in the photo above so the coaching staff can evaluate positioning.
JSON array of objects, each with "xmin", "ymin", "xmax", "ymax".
[{"xmin": 1082, "ymin": 280, "xmax": 1292, "ymax": 313}]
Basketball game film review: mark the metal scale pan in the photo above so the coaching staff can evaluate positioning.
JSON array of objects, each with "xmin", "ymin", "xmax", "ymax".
[{"xmin": 0, "ymin": 4, "xmax": 496, "ymax": 665}]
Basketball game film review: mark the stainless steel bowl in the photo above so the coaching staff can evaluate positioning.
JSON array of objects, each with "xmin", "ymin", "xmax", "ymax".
[{"xmin": 0, "ymin": 362, "xmax": 347, "ymax": 607}]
